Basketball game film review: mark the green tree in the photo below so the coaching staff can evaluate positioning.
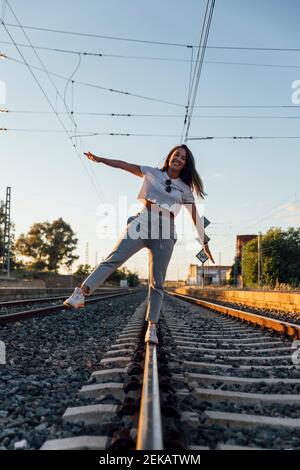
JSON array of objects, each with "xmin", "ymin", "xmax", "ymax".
[
  {"xmin": 15, "ymin": 218, "xmax": 79, "ymax": 272},
  {"xmin": 106, "ymin": 266, "xmax": 140, "ymax": 286},
  {"xmin": 284, "ymin": 227, "xmax": 300, "ymax": 286},
  {"xmin": 45, "ymin": 218, "xmax": 78, "ymax": 272},
  {"xmin": 107, "ymin": 266, "xmax": 127, "ymax": 284},
  {"xmin": 73, "ymin": 264, "xmax": 93, "ymax": 276},
  {"xmin": 127, "ymin": 271, "xmax": 139, "ymax": 287},
  {"xmin": 242, "ymin": 238, "xmax": 259, "ymax": 287},
  {"xmin": 242, "ymin": 227, "xmax": 300, "ymax": 288},
  {"xmin": 15, "ymin": 222, "xmax": 49, "ymax": 271},
  {"xmin": 228, "ymin": 255, "xmax": 241, "ymax": 286}
]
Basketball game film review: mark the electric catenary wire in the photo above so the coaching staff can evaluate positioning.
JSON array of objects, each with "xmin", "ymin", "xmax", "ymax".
[
  {"xmin": 3, "ymin": 39, "xmax": 300, "ymax": 70},
  {"xmin": 2, "ymin": 128, "xmax": 300, "ymax": 140},
  {"xmin": 182, "ymin": 0, "xmax": 216, "ymax": 143},
  {"xmin": 181, "ymin": 1, "xmax": 211, "ymax": 142},
  {"xmin": 4, "ymin": 54, "xmax": 184, "ymax": 108},
  {"xmin": 5, "ymin": 22, "xmax": 300, "ymax": 53},
  {"xmin": 4, "ymin": 54, "xmax": 300, "ymax": 110},
  {"xmin": 4, "ymin": 1, "xmax": 97, "ymax": 186},
  {"xmin": 0, "ymin": 1, "xmax": 103, "ymax": 201},
  {"xmin": 3, "ymin": 109, "xmax": 300, "ymax": 119}
]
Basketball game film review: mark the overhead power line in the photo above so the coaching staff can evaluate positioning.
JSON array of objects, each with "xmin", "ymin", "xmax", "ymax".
[
  {"xmin": 3, "ymin": 109, "xmax": 300, "ymax": 119},
  {"xmin": 4, "ymin": 54, "xmax": 300, "ymax": 110},
  {"xmin": 5, "ymin": 54, "xmax": 184, "ymax": 108},
  {"xmin": 4, "ymin": 22, "xmax": 300, "ymax": 52},
  {"xmin": 3, "ymin": 39, "xmax": 300, "ymax": 69},
  {"xmin": 2, "ymin": 128, "xmax": 300, "ymax": 140},
  {"xmin": 182, "ymin": 0, "xmax": 216, "ymax": 142},
  {"xmin": 187, "ymin": 135, "xmax": 300, "ymax": 140},
  {"xmin": 1, "ymin": 1, "xmax": 103, "ymax": 201}
]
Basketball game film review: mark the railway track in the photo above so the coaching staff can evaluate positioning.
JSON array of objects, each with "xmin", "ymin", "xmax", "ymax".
[
  {"xmin": 0, "ymin": 288, "xmax": 130, "ymax": 310},
  {"xmin": 2, "ymin": 289, "xmax": 300, "ymax": 450},
  {"xmin": 0, "ymin": 289, "xmax": 146, "ymax": 450},
  {"xmin": 39, "ymin": 292, "xmax": 300, "ymax": 450},
  {"xmin": 41, "ymin": 299, "xmax": 149, "ymax": 450},
  {"xmin": 161, "ymin": 292, "xmax": 300, "ymax": 450},
  {"xmin": 0, "ymin": 288, "xmax": 136, "ymax": 324}
]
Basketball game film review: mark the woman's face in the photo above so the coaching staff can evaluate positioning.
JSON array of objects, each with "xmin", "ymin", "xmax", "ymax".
[{"xmin": 168, "ymin": 147, "xmax": 187, "ymax": 172}]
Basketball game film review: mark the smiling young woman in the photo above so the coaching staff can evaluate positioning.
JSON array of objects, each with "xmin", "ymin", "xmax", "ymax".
[{"xmin": 63, "ymin": 144, "xmax": 214, "ymax": 344}]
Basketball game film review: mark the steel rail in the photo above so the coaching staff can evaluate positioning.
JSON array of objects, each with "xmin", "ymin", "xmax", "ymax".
[
  {"xmin": 167, "ymin": 291, "xmax": 300, "ymax": 338},
  {"xmin": 0, "ymin": 290, "xmax": 134, "ymax": 324},
  {"xmin": 136, "ymin": 342, "xmax": 163, "ymax": 450},
  {"xmin": 0, "ymin": 288, "xmax": 129, "ymax": 308}
]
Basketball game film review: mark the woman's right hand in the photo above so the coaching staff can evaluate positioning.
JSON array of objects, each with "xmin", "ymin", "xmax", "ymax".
[{"xmin": 84, "ymin": 151, "xmax": 102, "ymax": 163}]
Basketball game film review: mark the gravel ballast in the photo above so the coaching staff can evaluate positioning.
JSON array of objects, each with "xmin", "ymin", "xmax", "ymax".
[
  {"xmin": 0, "ymin": 290, "xmax": 146, "ymax": 450},
  {"xmin": 160, "ymin": 294, "xmax": 300, "ymax": 450}
]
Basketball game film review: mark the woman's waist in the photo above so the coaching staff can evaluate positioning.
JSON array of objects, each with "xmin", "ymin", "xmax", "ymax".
[{"xmin": 142, "ymin": 199, "xmax": 175, "ymax": 219}]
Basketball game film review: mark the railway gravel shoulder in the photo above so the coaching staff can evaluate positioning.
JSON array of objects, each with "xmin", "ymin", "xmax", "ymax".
[{"xmin": 0, "ymin": 290, "xmax": 146, "ymax": 450}]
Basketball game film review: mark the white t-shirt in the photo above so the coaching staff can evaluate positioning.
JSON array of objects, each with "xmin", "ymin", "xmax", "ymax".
[{"xmin": 137, "ymin": 165, "xmax": 205, "ymax": 247}]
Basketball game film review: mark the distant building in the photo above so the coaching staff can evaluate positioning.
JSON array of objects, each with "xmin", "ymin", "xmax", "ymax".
[
  {"xmin": 187, "ymin": 264, "xmax": 232, "ymax": 285},
  {"xmin": 236, "ymin": 234, "xmax": 257, "ymax": 257},
  {"xmin": 164, "ymin": 280, "xmax": 186, "ymax": 288}
]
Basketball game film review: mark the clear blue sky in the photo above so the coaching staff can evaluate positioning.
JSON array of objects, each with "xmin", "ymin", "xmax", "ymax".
[{"xmin": 1, "ymin": 0, "xmax": 299, "ymax": 280}]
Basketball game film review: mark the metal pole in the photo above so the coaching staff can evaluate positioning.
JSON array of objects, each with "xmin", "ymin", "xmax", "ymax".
[
  {"xmin": 2, "ymin": 187, "xmax": 11, "ymax": 277},
  {"xmin": 260, "ymin": 237, "xmax": 263, "ymax": 288},
  {"xmin": 233, "ymin": 258, "xmax": 238, "ymax": 288},
  {"xmin": 257, "ymin": 232, "xmax": 261, "ymax": 288},
  {"xmin": 85, "ymin": 242, "xmax": 89, "ymax": 266},
  {"xmin": 0, "ymin": 201, "xmax": 3, "ymax": 273},
  {"xmin": 241, "ymin": 245, "xmax": 244, "ymax": 289},
  {"xmin": 70, "ymin": 262, "xmax": 73, "ymax": 289}
]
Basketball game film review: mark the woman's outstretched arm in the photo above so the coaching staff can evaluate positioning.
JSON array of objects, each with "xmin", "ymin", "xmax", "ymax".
[{"xmin": 84, "ymin": 151, "xmax": 143, "ymax": 177}]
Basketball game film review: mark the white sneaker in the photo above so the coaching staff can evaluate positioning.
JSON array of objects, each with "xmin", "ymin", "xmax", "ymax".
[
  {"xmin": 145, "ymin": 323, "xmax": 158, "ymax": 345},
  {"xmin": 63, "ymin": 287, "xmax": 85, "ymax": 309}
]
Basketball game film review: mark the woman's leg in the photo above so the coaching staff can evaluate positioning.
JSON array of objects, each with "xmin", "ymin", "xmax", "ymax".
[
  {"xmin": 82, "ymin": 227, "xmax": 145, "ymax": 294},
  {"xmin": 145, "ymin": 237, "xmax": 175, "ymax": 323}
]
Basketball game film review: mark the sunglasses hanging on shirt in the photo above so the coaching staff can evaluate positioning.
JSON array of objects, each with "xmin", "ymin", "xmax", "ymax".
[{"xmin": 165, "ymin": 179, "xmax": 172, "ymax": 193}]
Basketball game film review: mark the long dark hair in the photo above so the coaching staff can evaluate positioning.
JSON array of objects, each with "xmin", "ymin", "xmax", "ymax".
[{"xmin": 159, "ymin": 144, "xmax": 206, "ymax": 198}]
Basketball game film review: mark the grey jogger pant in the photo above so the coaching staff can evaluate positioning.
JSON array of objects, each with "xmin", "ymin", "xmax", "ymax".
[{"xmin": 82, "ymin": 207, "xmax": 177, "ymax": 323}]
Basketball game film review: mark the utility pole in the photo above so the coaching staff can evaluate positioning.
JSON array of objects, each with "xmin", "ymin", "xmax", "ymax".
[
  {"xmin": 1, "ymin": 187, "xmax": 11, "ymax": 278},
  {"xmin": 69, "ymin": 262, "xmax": 73, "ymax": 289},
  {"xmin": 218, "ymin": 252, "xmax": 221, "ymax": 286},
  {"xmin": 85, "ymin": 242, "xmax": 89, "ymax": 266},
  {"xmin": 257, "ymin": 232, "xmax": 262, "ymax": 288},
  {"xmin": 0, "ymin": 200, "xmax": 3, "ymax": 270},
  {"xmin": 241, "ymin": 245, "xmax": 244, "ymax": 289},
  {"xmin": 261, "ymin": 241, "xmax": 263, "ymax": 287},
  {"xmin": 233, "ymin": 257, "xmax": 238, "ymax": 288}
]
